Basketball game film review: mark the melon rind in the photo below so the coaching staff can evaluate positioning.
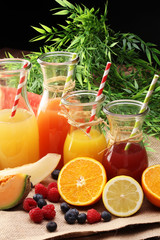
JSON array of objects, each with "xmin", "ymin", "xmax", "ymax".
[
  {"xmin": 0, "ymin": 153, "xmax": 61, "ymax": 185},
  {"xmin": 0, "ymin": 174, "xmax": 31, "ymax": 210}
]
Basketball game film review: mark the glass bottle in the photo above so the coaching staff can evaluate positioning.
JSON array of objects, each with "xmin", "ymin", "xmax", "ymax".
[
  {"xmin": 37, "ymin": 51, "xmax": 79, "ymax": 169},
  {"xmin": 0, "ymin": 58, "xmax": 39, "ymax": 169},
  {"xmin": 61, "ymin": 90, "xmax": 107, "ymax": 165},
  {"xmin": 102, "ymin": 99, "xmax": 149, "ymax": 183}
]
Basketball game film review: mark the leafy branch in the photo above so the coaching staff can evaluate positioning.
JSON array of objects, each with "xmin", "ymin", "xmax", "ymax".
[{"xmin": 27, "ymin": 0, "xmax": 160, "ymax": 137}]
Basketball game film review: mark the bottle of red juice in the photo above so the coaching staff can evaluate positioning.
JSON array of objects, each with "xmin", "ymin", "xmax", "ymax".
[{"xmin": 102, "ymin": 100, "xmax": 149, "ymax": 183}]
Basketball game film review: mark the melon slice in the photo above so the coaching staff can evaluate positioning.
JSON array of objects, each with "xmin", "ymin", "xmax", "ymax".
[
  {"xmin": 0, "ymin": 173, "xmax": 31, "ymax": 210},
  {"xmin": 0, "ymin": 154, "xmax": 61, "ymax": 186}
]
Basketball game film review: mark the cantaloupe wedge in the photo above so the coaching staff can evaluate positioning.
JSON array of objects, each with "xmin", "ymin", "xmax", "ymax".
[
  {"xmin": 0, "ymin": 173, "xmax": 31, "ymax": 210},
  {"xmin": 0, "ymin": 154, "xmax": 61, "ymax": 186}
]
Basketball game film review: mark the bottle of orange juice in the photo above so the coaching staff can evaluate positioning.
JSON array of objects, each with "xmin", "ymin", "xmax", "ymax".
[
  {"xmin": 0, "ymin": 58, "xmax": 39, "ymax": 169},
  {"xmin": 37, "ymin": 52, "xmax": 79, "ymax": 169},
  {"xmin": 61, "ymin": 90, "xmax": 107, "ymax": 165}
]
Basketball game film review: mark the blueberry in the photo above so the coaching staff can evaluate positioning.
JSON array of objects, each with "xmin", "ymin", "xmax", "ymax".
[
  {"xmin": 37, "ymin": 199, "xmax": 47, "ymax": 208},
  {"xmin": 46, "ymin": 221, "xmax": 57, "ymax": 232},
  {"xmin": 69, "ymin": 208, "xmax": 79, "ymax": 219},
  {"xmin": 77, "ymin": 213, "xmax": 87, "ymax": 224},
  {"xmin": 51, "ymin": 169, "xmax": 60, "ymax": 180},
  {"xmin": 101, "ymin": 211, "xmax": 112, "ymax": 222},
  {"xmin": 33, "ymin": 193, "xmax": 43, "ymax": 202},
  {"xmin": 60, "ymin": 202, "xmax": 70, "ymax": 213},
  {"xmin": 64, "ymin": 209, "xmax": 77, "ymax": 224}
]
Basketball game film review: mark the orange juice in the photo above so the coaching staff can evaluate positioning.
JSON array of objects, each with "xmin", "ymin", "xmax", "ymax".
[
  {"xmin": 0, "ymin": 109, "xmax": 39, "ymax": 169},
  {"xmin": 37, "ymin": 97, "xmax": 70, "ymax": 169},
  {"xmin": 63, "ymin": 128, "xmax": 107, "ymax": 165}
]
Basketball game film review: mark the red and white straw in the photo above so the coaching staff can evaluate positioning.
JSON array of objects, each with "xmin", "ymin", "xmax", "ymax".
[
  {"xmin": 10, "ymin": 62, "xmax": 28, "ymax": 118},
  {"xmin": 86, "ymin": 62, "xmax": 111, "ymax": 134}
]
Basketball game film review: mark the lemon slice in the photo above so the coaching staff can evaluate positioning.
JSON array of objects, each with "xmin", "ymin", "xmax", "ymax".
[{"xmin": 102, "ymin": 175, "xmax": 143, "ymax": 217}]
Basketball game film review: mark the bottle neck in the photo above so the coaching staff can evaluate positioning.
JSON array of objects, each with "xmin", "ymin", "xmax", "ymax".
[
  {"xmin": 60, "ymin": 105, "xmax": 104, "ymax": 134},
  {"xmin": 43, "ymin": 77, "xmax": 75, "ymax": 98},
  {"xmin": 107, "ymin": 115, "xmax": 144, "ymax": 146}
]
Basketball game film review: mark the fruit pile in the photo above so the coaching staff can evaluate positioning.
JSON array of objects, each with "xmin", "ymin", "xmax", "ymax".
[
  {"xmin": 22, "ymin": 176, "xmax": 112, "ymax": 232},
  {"xmin": 1, "ymin": 154, "xmax": 160, "ymax": 234}
]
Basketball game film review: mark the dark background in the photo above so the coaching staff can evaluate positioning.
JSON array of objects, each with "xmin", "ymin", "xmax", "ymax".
[{"xmin": 0, "ymin": 0, "xmax": 160, "ymax": 52}]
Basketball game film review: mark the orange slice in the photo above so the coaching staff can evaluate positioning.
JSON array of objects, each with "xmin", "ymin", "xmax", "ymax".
[
  {"xmin": 102, "ymin": 176, "xmax": 143, "ymax": 217},
  {"xmin": 142, "ymin": 164, "xmax": 160, "ymax": 207},
  {"xmin": 57, "ymin": 157, "xmax": 107, "ymax": 206}
]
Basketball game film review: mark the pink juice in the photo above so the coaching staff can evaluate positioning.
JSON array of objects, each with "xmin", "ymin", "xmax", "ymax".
[{"xmin": 102, "ymin": 142, "xmax": 148, "ymax": 183}]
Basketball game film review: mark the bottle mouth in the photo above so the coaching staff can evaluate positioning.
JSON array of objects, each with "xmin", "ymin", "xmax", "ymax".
[
  {"xmin": 103, "ymin": 99, "xmax": 149, "ymax": 118},
  {"xmin": 61, "ymin": 90, "xmax": 106, "ymax": 107},
  {"xmin": 0, "ymin": 58, "xmax": 31, "ymax": 74},
  {"xmin": 37, "ymin": 51, "xmax": 79, "ymax": 66}
]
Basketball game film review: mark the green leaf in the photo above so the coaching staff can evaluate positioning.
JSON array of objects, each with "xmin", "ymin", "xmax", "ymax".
[
  {"xmin": 107, "ymin": 50, "xmax": 111, "ymax": 61},
  {"xmin": 55, "ymin": 0, "xmax": 67, "ymax": 7},
  {"xmin": 40, "ymin": 24, "xmax": 52, "ymax": 33},
  {"xmin": 76, "ymin": 72, "xmax": 83, "ymax": 86},
  {"xmin": 152, "ymin": 48, "xmax": 160, "ymax": 54},
  {"xmin": 141, "ymin": 43, "xmax": 145, "ymax": 51},
  {"xmin": 146, "ymin": 147, "xmax": 156, "ymax": 152},
  {"xmin": 68, "ymin": 37, "xmax": 80, "ymax": 48},
  {"xmin": 31, "ymin": 26, "xmax": 46, "ymax": 34},
  {"xmin": 51, "ymin": 38, "xmax": 61, "ymax": 42},
  {"xmin": 110, "ymin": 42, "xmax": 118, "ymax": 48},
  {"xmin": 53, "ymin": 10, "xmax": 69, "ymax": 15},
  {"xmin": 63, "ymin": 0, "xmax": 74, "ymax": 9},
  {"xmin": 45, "ymin": 35, "xmax": 54, "ymax": 42},
  {"xmin": 146, "ymin": 42, "xmax": 157, "ymax": 47},
  {"xmin": 152, "ymin": 53, "xmax": 160, "ymax": 66},
  {"xmin": 6, "ymin": 52, "xmax": 14, "ymax": 58},
  {"xmin": 132, "ymin": 43, "xmax": 140, "ymax": 50},
  {"xmin": 155, "ymin": 86, "xmax": 160, "ymax": 92},
  {"xmin": 146, "ymin": 48, "xmax": 151, "ymax": 63},
  {"xmin": 123, "ymin": 88, "xmax": 132, "ymax": 94},
  {"xmin": 127, "ymin": 42, "xmax": 132, "ymax": 50},
  {"xmin": 30, "ymin": 35, "xmax": 46, "ymax": 42},
  {"xmin": 134, "ymin": 80, "xmax": 139, "ymax": 89}
]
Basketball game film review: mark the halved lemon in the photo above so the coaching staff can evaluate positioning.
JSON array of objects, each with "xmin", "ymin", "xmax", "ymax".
[
  {"xmin": 57, "ymin": 157, "xmax": 107, "ymax": 206},
  {"xmin": 102, "ymin": 175, "xmax": 143, "ymax": 217}
]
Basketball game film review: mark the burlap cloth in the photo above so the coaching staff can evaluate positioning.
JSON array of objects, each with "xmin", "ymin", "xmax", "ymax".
[{"xmin": 1, "ymin": 136, "xmax": 160, "ymax": 240}]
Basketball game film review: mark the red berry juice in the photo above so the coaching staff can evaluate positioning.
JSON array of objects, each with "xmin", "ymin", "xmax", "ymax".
[{"xmin": 102, "ymin": 142, "xmax": 148, "ymax": 183}]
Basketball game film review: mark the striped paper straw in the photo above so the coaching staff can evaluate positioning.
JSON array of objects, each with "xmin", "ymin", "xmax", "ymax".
[
  {"xmin": 10, "ymin": 62, "xmax": 28, "ymax": 117},
  {"xmin": 62, "ymin": 53, "xmax": 77, "ymax": 97},
  {"xmin": 86, "ymin": 62, "xmax": 112, "ymax": 134},
  {"xmin": 125, "ymin": 74, "xmax": 159, "ymax": 150}
]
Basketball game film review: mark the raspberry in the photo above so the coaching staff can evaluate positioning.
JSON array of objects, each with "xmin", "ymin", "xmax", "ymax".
[
  {"xmin": 29, "ymin": 207, "xmax": 43, "ymax": 223},
  {"xmin": 42, "ymin": 204, "xmax": 56, "ymax": 220},
  {"xmin": 47, "ymin": 187, "xmax": 61, "ymax": 203},
  {"xmin": 23, "ymin": 198, "xmax": 37, "ymax": 212},
  {"xmin": 47, "ymin": 182, "xmax": 58, "ymax": 191},
  {"xmin": 87, "ymin": 209, "xmax": 101, "ymax": 224},
  {"xmin": 35, "ymin": 183, "xmax": 48, "ymax": 198}
]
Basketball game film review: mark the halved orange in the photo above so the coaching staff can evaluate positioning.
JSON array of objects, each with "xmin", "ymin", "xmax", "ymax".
[
  {"xmin": 57, "ymin": 157, "xmax": 107, "ymax": 206},
  {"xmin": 142, "ymin": 164, "xmax": 160, "ymax": 207}
]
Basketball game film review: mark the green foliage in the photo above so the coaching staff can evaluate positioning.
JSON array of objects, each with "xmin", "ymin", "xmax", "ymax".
[{"xmin": 26, "ymin": 0, "xmax": 160, "ymax": 137}]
